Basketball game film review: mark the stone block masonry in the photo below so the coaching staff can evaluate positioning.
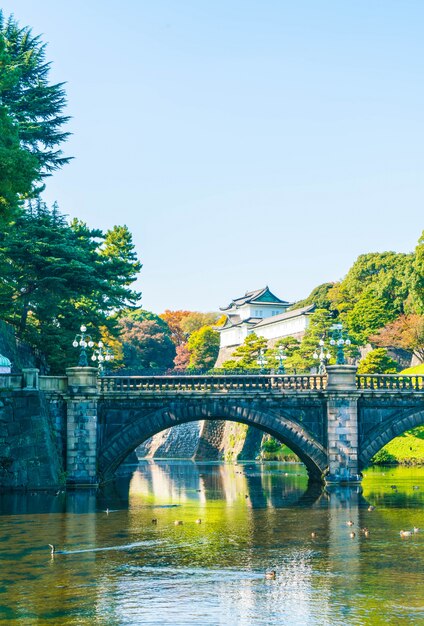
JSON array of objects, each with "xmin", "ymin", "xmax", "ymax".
[
  {"xmin": 2, "ymin": 366, "xmax": 424, "ymax": 489},
  {"xmin": 0, "ymin": 390, "xmax": 63, "ymax": 489}
]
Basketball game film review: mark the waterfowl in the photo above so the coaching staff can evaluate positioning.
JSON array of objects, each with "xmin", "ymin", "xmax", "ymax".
[
  {"xmin": 413, "ymin": 486, "xmax": 420, "ymax": 490},
  {"xmin": 346, "ymin": 521, "xmax": 354, "ymax": 527},
  {"xmin": 311, "ymin": 532, "xmax": 318, "ymax": 539},
  {"xmin": 360, "ymin": 527, "xmax": 369, "ymax": 533},
  {"xmin": 364, "ymin": 530, "xmax": 370, "ymax": 538},
  {"xmin": 48, "ymin": 544, "xmax": 55, "ymax": 555},
  {"xmin": 349, "ymin": 531, "xmax": 356, "ymax": 538},
  {"xmin": 265, "ymin": 570, "xmax": 276, "ymax": 580},
  {"xmin": 174, "ymin": 520, "xmax": 183, "ymax": 526},
  {"xmin": 151, "ymin": 519, "xmax": 158, "ymax": 524},
  {"xmin": 400, "ymin": 530, "xmax": 412, "ymax": 537},
  {"xmin": 368, "ymin": 505, "xmax": 375, "ymax": 511},
  {"xmin": 195, "ymin": 519, "xmax": 202, "ymax": 524}
]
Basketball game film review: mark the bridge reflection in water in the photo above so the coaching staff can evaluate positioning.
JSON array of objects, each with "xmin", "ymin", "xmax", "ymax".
[{"xmin": 1, "ymin": 463, "xmax": 424, "ymax": 624}]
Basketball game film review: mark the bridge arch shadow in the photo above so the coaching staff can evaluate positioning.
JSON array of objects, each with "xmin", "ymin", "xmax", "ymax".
[
  {"xmin": 97, "ymin": 400, "xmax": 328, "ymax": 483},
  {"xmin": 359, "ymin": 408, "xmax": 424, "ymax": 469}
]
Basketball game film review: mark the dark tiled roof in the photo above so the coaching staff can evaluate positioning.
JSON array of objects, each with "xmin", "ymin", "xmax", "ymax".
[
  {"xmin": 216, "ymin": 315, "xmax": 262, "ymax": 331},
  {"xmin": 220, "ymin": 286, "xmax": 290, "ymax": 311}
]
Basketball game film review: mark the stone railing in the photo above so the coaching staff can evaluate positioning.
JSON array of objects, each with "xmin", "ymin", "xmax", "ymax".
[
  {"xmin": 357, "ymin": 374, "xmax": 424, "ymax": 391},
  {"xmin": 2, "ymin": 370, "xmax": 424, "ymax": 393},
  {"xmin": 39, "ymin": 376, "xmax": 68, "ymax": 393},
  {"xmin": 98, "ymin": 374, "xmax": 327, "ymax": 394},
  {"xmin": 0, "ymin": 374, "xmax": 23, "ymax": 390}
]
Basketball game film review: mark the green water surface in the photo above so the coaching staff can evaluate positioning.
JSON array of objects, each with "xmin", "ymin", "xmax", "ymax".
[{"xmin": 0, "ymin": 462, "xmax": 423, "ymax": 625}]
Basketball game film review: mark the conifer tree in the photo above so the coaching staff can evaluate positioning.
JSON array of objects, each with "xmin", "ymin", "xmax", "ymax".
[{"xmin": 0, "ymin": 11, "xmax": 71, "ymax": 175}]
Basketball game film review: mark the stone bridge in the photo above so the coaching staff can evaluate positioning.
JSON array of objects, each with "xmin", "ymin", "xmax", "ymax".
[{"xmin": 1, "ymin": 366, "xmax": 424, "ymax": 487}]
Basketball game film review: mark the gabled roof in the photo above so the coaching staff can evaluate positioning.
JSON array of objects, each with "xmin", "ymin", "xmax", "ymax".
[
  {"xmin": 253, "ymin": 304, "xmax": 315, "ymax": 328},
  {"xmin": 220, "ymin": 286, "xmax": 291, "ymax": 311},
  {"xmin": 215, "ymin": 316, "xmax": 262, "ymax": 331}
]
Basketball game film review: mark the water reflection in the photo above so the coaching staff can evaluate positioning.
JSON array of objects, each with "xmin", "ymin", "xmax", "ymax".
[{"xmin": 1, "ymin": 463, "xmax": 424, "ymax": 625}]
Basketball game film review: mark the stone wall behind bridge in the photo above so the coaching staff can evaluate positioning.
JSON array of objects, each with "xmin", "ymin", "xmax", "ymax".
[
  {"xmin": 136, "ymin": 421, "xmax": 264, "ymax": 462},
  {"xmin": 0, "ymin": 389, "xmax": 64, "ymax": 489}
]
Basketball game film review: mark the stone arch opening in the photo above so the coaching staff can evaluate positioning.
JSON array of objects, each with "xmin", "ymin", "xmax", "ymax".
[
  {"xmin": 97, "ymin": 400, "xmax": 327, "ymax": 483},
  {"xmin": 359, "ymin": 409, "xmax": 424, "ymax": 469}
]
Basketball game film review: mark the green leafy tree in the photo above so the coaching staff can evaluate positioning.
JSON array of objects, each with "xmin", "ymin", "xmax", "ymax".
[
  {"xmin": 124, "ymin": 308, "xmax": 170, "ymax": 332},
  {"xmin": 292, "ymin": 282, "xmax": 334, "ymax": 311},
  {"xmin": 187, "ymin": 326, "xmax": 220, "ymax": 369},
  {"xmin": 0, "ymin": 12, "xmax": 71, "ymax": 175},
  {"xmin": 414, "ymin": 231, "xmax": 424, "ymax": 313},
  {"xmin": 328, "ymin": 252, "xmax": 414, "ymax": 338},
  {"xmin": 221, "ymin": 334, "xmax": 268, "ymax": 370},
  {"xmin": 344, "ymin": 288, "xmax": 393, "ymax": 344},
  {"xmin": 357, "ymin": 348, "xmax": 400, "ymax": 374}
]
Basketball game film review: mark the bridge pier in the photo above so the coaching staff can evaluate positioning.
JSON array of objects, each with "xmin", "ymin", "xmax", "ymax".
[
  {"xmin": 325, "ymin": 366, "xmax": 361, "ymax": 485},
  {"xmin": 65, "ymin": 367, "xmax": 99, "ymax": 487}
]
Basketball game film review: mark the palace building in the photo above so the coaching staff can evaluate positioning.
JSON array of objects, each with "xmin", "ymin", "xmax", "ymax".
[{"xmin": 215, "ymin": 286, "xmax": 314, "ymax": 366}]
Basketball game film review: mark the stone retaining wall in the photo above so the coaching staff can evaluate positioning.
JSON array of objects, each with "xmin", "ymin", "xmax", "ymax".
[{"xmin": 0, "ymin": 390, "xmax": 63, "ymax": 489}]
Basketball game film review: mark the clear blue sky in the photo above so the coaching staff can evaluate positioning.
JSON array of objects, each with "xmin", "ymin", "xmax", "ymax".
[{"xmin": 3, "ymin": 1, "xmax": 423, "ymax": 312}]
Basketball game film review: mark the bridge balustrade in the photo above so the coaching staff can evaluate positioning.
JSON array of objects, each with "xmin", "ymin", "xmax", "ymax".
[
  {"xmin": 356, "ymin": 374, "xmax": 424, "ymax": 391},
  {"xmin": 0, "ymin": 374, "xmax": 23, "ymax": 389},
  {"xmin": 98, "ymin": 374, "xmax": 327, "ymax": 393}
]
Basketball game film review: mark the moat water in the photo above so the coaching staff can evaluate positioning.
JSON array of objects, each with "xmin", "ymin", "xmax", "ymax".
[{"xmin": 1, "ymin": 462, "xmax": 424, "ymax": 625}]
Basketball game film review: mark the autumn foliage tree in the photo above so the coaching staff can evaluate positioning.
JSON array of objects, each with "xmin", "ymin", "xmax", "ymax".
[
  {"xmin": 370, "ymin": 314, "xmax": 424, "ymax": 363},
  {"xmin": 180, "ymin": 312, "xmax": 219, "ymax": 336},
  {"xmin": 118, "ymin": 316, "xmax": 175, "ymax": 371},
  {"xmin": 173, "ymin": 343, "xmax": 190, "ymax": 371},
  {"xmin": 159, "ymin": 310, "xmax": 191, "ymax": 346}
]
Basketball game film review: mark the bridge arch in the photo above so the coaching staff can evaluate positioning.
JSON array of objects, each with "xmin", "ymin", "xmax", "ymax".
[
  {"xmin": 359, "ymin": 408, "xmax": 424, "ymax": 469},
  {"xmin": 97, "ymin": 399, "xmax": 327, "ymax": 483}
]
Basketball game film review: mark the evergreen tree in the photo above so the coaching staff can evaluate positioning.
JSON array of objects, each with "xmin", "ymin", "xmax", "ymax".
[
  {"xmin": 0, "ymin": 35, "xmax": 39, "ymax": 221},
  {"xmin": 0, "ymin": 12, "xmax": 71, "ymax": 175},
  {"xmin": 221, "ymin": 334, "xmax": 268, "ymax": 370},
  {"xmin": 0, "ymin": 202, "xmax": 141, "ymax": 371},
  {"xmin": 266, "ymin": 336, "xmax": 300, "ymax": 371}
]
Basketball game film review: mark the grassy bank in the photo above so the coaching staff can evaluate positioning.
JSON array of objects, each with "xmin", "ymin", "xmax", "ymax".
[
  {"xmin": 260, "ymin": 441, "xmax": 300, "ymax": 462},
  {"xmin": 372, "ymin": 426, "xmax": 424, "ymax": 465},
  {"xmin": 371, "ymin": 364, "xmax": 424, "ymax": 465}
]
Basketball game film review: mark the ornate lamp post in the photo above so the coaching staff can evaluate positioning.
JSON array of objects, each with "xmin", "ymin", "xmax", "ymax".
[
  {"xmin": 276, "ymin": 345, "xmax": 287, "ymax": 374},
  {"xmin": 329, "ymin": 323, "xmax": 351, "ymax": 365},
  {"xmin": 313, "ymin": 337, "xmax": 331, "ymax": 374},
  {"xmin": 72, "ymin": 325, "xmax": 94, "ymax": 367},
  {"xmin": 91, "ymin": 341, "xmax": 114, "ymax": 376},
  {"xmin": 257, "ymin": 348, "xmax": 268, "ymax": 373}
]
